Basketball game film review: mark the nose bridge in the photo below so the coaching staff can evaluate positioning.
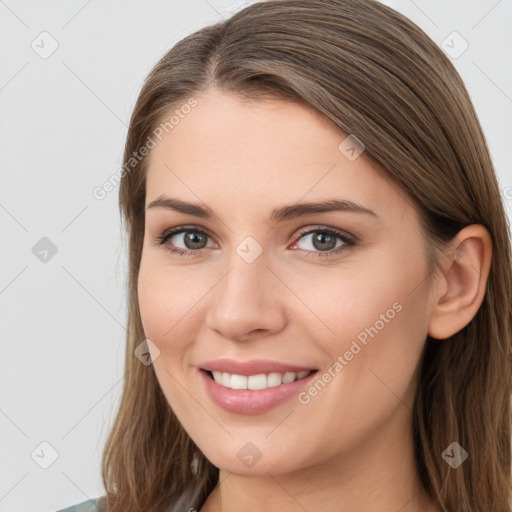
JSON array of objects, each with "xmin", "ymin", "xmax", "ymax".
[
  {"xmin": 216, "ymin": 246, "xmax": 271, "ymax": 314},
  {"xmin": 205, "ymin": 243, "xmax": 285, "ymax": 341},
  {"xmin": 218, "ymin": 231, "xmax": 270, "ymax": 299}
]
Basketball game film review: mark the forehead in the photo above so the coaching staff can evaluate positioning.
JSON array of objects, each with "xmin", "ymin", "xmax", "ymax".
[{"xmin": 144, "ymin": 89, "xmax": 411, "ymax": 222}]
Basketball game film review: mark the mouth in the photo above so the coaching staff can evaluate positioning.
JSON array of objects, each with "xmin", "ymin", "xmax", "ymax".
[
  {"xmin": 198, "ymin": 360, "xmax": 319, "ymax": 415},
  {"xmin": 201, "ymin": 369, "xmax": 317, "ymax": 390},
  {"xmin": 197, "ymin": 358, "xmax": 319, "ymax": 414}
]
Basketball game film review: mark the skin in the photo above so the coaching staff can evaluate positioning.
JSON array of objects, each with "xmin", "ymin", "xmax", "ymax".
[{"xmin": 138, "ymin": 88, "xmax": 492, "ymax": 512}]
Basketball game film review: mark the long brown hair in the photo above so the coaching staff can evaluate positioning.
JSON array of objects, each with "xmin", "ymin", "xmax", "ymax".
[{"xmin": 101, "ymin": 1, "xmax": 512, "ymax": 510}]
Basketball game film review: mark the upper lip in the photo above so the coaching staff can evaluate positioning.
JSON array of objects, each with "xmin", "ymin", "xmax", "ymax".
[{"xmin": 200, "ymin": 358, "xmax": 317, "ymax": 376}]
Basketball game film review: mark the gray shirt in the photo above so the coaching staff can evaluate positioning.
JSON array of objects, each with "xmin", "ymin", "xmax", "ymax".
[
  {"xmin": 54, "ymin": 498, "xmax": 104, "ymax": 512},
  {"xmin": 54, "ymin": 488, "xmax": 201, "ymax": 512}
]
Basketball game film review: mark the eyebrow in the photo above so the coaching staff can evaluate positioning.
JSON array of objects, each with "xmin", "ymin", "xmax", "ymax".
[{"xmin": 146, "ymin": 196, "xmax": 379, "ymax": 223}]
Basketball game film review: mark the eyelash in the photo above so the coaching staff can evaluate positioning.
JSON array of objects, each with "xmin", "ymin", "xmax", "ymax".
[{"xmin": 153, "ymin": 225, "xmax": 356, "ymax": 259}]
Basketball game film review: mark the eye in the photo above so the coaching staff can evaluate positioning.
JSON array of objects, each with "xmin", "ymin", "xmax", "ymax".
[
  {"xmin": 154, "ymin": 226, "xmax": 214, "ymax": 257},
  {"xmin": 291, "ymin": 226, "xmax": 355, "ymax": 258},
  {"xmin": 153, "ymin": 225, "xmax": 356, "ymax": 259}
]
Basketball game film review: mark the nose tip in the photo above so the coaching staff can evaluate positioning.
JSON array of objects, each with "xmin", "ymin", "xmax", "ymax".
[{"xmin": 205, "ymin": 262, "xmax": 286, "ymax": 343}]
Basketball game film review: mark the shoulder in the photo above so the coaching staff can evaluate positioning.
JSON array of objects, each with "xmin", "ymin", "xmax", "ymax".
[
  {"xmin": 55, "ymin": 496, "xmax": 106, "ymax": 512},
  {"xmin": 54, "ymin": 492, "xmax": 194, "ymax": 512}
]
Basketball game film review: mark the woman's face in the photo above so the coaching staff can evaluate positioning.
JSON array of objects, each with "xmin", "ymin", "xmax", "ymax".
[{"xmin": 138, "ymin": 88, "xmax": 438, "ymax": 476}]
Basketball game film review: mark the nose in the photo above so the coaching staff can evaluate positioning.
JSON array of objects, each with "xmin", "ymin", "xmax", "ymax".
[{"xmin": 204, "ymin": 252, "xmax": 286, "ymax": 342}]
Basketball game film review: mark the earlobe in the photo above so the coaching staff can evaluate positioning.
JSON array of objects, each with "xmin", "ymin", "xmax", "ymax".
[{"xmin": 428, "ymin": 224, "xmax": 492, "ymax": 340}]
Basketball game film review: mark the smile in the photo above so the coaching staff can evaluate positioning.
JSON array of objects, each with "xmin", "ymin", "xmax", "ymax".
[
  {"xmin": 207, "ymin": 370, "xmax": 313, "ymax": 390},
  {"xmin": 198, "ymin": 360, "xmax": 319, "ymax": 415}
]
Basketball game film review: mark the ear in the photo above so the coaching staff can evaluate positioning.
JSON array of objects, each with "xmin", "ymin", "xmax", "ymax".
[{"xmin": 428, "ymin": 224, "xmax": 492, "ymax": 340}]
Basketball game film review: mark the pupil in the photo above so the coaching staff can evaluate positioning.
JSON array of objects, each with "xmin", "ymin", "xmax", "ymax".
[
  {"xmin": 313, "ymin": 233, "xmax": 335, "ymax": 251},
  {"xmin": 185, "ymin": 231, "xmax": 206, "ymax": 250}
]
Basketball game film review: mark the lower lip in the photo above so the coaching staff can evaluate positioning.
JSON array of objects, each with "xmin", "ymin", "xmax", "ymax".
[{"xmin": 199, "ymin": 369, "xmax": 317, "ymax": 415}]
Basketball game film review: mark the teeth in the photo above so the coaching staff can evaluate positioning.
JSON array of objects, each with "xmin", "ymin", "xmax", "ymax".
[
  {"xmin": 209, "ymin": 369, "xmax": 313, "ymax": 389},
  {"xmin": 230, "ymin": 374, "xmax": 248, "ymax": 389},
  {"xmin": 248, "ymin": 374, "xmax": 267, "ymax": 390},
  {"xmin": 267, "ymin": 372, "xmax": 282, "ymax": 387},
  {"xmin": 221, "ymin": 372, "xmax": 231, "ymax": 387},
  {"xmin": 282, "ymin": 372, "xmax": 296, "ymax": 384}
]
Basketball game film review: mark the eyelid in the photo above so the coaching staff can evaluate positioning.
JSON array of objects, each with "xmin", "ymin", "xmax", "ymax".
[
  {"xmin": 293, "ymin": 225, "xmax": 355, "ymax": 243},
  {"xmin": 158, "ymin": 224, "xmax": 216, "ymax": 242}
]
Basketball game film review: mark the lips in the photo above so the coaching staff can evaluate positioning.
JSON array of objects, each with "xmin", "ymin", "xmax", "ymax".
[
  {"xmin": 200, "ymin": 358, "xmax": 316, "ymax": 375},
  {"xmin": 198, "ymin": 358, "xmax": 318, "ymax": 414}
]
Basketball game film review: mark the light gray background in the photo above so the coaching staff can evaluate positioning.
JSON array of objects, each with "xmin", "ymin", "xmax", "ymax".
[{"xmin": 0, "ymin": 1, "xmax": 510, "ymax": 511}]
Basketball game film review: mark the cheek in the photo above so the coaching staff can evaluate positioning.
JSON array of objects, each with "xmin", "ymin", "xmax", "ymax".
[
  {"xmin": 137, "ymin": 265, "xmax": 167, "ymax": 341},
  {"xmin": 321, "ymin": 239, "xmax": 428, "ymax": 351},
  {"xmin": 305, "ymin": 245, "xmax": 429, "ymax": 400},
  {"xmin": 297, "ymin": 265, "xmax": 408, "ymax": 357},
  {"xmin": 137, "ymin": 264, "xmax": 197, "ymax": 415},
  {"xmin": 137, "ymin": 259, "xmax": 193, "ymax": 341}
]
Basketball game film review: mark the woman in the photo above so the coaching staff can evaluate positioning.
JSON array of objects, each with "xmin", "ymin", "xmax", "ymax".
[{"xmin": 57, "ymin": 0, "xmax": 512, "ymax": 510}]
